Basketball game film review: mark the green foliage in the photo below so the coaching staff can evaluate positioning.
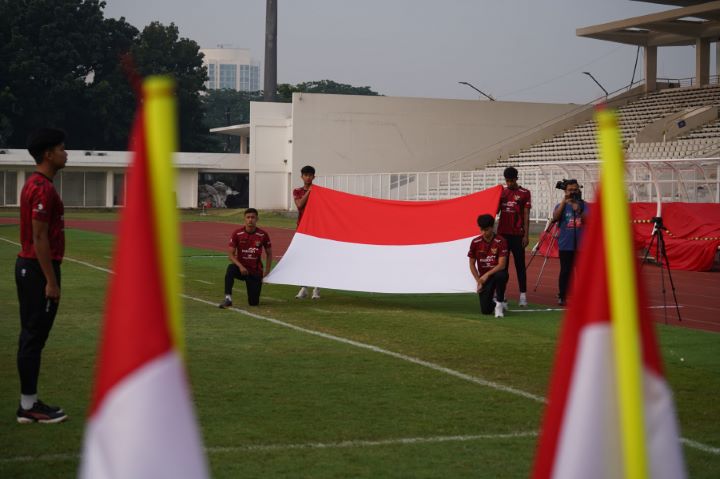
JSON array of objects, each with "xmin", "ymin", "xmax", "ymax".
[
  {"xmin": 0, "ymin": 1, "xmax": 215, "ymax": 152},
  {"xmin": 201, "ymin": 89, "xmax": 262, "ymax": 152},
  {"xmin": 132, "ymin": 22, "xmax": 218, "ymax": 152},
  {"xmin": 0, "ymin": 0, "xmax": 137, "ymax": 149},
  {"xmin": 277, "ymin": 79, "xmax": 381, "ymax": 102}
]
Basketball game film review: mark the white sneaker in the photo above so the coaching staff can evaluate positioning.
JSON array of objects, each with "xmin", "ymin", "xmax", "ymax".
[
  {"xmin": 519, "ymin": 293, "xmax": 528, "ymax": 307},
  {"xmin": 494, "ymin": 302, "xmax": 505, "ymax": 318},
  {"xmin": 311, "ymin": 287, "xmax": 321, "ymax": 300},
  {"xmin": 501, "ymin": 301, "xmax": 508, "ymax": 311},
  {"xmin": 296, "ymin": 287, "xmax": 308, "ymax": 299}
]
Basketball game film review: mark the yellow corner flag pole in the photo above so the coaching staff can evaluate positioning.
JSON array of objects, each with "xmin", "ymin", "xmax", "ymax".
[
  {"xmin": 596, "ymin": 107, "xmax": 648, "ymax": 479},
  {"xmin": 142, "ymin": 76, "xmax": 184, "ymax": 355}
]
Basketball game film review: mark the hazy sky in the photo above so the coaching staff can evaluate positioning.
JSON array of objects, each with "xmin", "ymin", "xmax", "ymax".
[{"xmin": 103, "ymin": 0, "xmax": 705, "ymax": 104}]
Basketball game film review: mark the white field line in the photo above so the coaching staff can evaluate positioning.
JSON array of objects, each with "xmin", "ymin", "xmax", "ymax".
[
  {"xmin": 0, "ymin": 431, "xmax": 539, "ymax": 464},
  {"xmin": 0, "ymin": 236, "xmax": 717, "ymax": 456},
  {"xmin": 193, "ymin": 279, "xmax": 213, "ymax": 285}
]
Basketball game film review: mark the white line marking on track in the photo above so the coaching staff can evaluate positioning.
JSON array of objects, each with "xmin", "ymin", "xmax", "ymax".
[
  {"xmin": 680, "ymin": 438, "xmax": 720, "ymax": 455},
  {"xmin": 0, "ymin": 431, "xmax": 539, "ymax": 463},
  {"xmin": 2, "ymin": 235, "xmax": 717, "ymax": 457}
]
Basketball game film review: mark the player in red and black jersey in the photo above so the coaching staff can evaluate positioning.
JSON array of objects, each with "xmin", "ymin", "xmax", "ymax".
[
  {"xmin": 218, "ymin": 208, "xmax": 273, "ymax": 307},
  {"xmin": 15, "ymin": 128, "xmax": 68, "ymax": 424},
  {"xmin": 468, "ymin": 214, "xmax": 509, "ymax": 318},
  {"xmin": 497, "ymin": 166, "xmax": 531, "ymax": 306},
  {"xmin": 293, "ymin": 165, "xmax": 320, "ymax": 299}
]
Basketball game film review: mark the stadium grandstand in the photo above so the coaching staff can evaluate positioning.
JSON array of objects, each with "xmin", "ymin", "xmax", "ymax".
[{"xmin": 316, "ymin": 1, "xmax": 720, "ymax": 222}]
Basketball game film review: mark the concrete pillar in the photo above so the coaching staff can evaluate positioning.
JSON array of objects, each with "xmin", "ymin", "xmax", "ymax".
[
  {"xmin": 644, "ymin": 45, "xmax": 657, "ymax": 93},
  {"xmin": 105, "ymin": 171, "xmax": 114, "ymax": 207},
  {"xmin": 696, "ymin": 38, "xmax": 710, "ymax": 86},
  {"xmin": 240, "ymin": 136, "xmax": 248, "ymax": 154}
]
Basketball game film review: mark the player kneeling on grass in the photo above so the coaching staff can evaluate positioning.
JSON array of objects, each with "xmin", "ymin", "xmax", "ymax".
[
  {"xmin": 219, "ymin": 208, "xmax": 273, "ymax": 308},
  {"xmin": 468, "ymin": 214, "xmax": 509, "ymax": 318}
]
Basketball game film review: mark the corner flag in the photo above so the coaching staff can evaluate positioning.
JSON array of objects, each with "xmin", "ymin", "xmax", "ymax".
[
  {"xmin": 79, "ymin": 77, "xmax": 209, "ymax": 478},
  {"xmin": 531, "ymin": 108, "xmax": 686, "ymax": 479}
]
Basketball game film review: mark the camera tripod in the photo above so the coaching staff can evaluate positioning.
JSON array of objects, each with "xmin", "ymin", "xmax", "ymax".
[
  {"xmin": 527, "ymin": 219, "xmax": 558, "ymax": 292},
  {"xmin": 641, "ymin": 216, "xmax": 682, "ymax": 323}
]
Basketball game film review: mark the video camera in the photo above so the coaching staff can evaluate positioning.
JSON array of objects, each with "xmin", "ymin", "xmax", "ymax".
[{"xmin": 555, "ymin": 178, "xmax": 582, "ymax": 200}]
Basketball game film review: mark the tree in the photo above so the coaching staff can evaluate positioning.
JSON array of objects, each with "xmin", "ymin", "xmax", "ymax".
[
  {"xmin": 0, "ymin": 2, "xmax": 215, "ymax": 152},
  {"xmin": 0, "ymin": 0, "xmax": 137, "ymax": 149},
  {"xmin": 131, "ymin": 22, "xmax": 217, "ymax": 152},
  {"xmin": 276, "ymin": 80, "xmax": 381, "ymax": 102},
  {"xmin": 201, "ymin": 89, "xmax": 262, "ymax": 152}
]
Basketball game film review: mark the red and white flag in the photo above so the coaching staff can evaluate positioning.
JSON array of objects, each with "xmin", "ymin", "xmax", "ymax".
[
  {"xmin": 266, "ymin": 185, "xmax": 502, "ymax": 293},
  {"xmin": 532, "ymin": 108, "xmax": 685, "ymax": 479},
  {"xmin": 79, "ymin": 77, "xmax": 208, "ymax": 478}
]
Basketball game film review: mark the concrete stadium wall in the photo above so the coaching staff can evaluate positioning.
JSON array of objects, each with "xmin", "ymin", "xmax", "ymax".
[
  {"xmin": 289, "ymin": 93, "xmax": 578, "ymax": 179},
  {"xmin": 248, "ymin": 102, "xmax": 293, "ymax": 209}
]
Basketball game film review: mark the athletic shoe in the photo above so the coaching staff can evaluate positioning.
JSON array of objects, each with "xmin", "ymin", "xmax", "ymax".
[
  {"xmin": 17, "ymin": 401, "xmax": 68, "ymax": 424},
  {"xmin": 558, "ymin": 297, "xmax": 566, "ymax": 307},
  {"xmin": 311, "ymin": 287, "xmax": 321, "ymax": 300},
  {"xmin": 296, "ymin": 287, "xmax": 308, "ymax": 299},
  {"xmin": 519, "ymin": 293, "xmax": 528, "ymax": 307},
  {"xmin": 218, "ymin": 298, "xmax": 232, "ymax": 309},
  {"xmin": 494, "ymin": 302, "xmax": 505, "ymax": 318},
  {"xmin": 501, "ymin": 301, "xmax": 508, "ymax": 311}
]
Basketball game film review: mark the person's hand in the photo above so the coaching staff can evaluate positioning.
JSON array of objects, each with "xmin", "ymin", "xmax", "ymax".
[
  {"xmin": 522, "ymin": 236, "xmax": 529, "ymax": 248},
  {"xmin": 45, "ymin": 282, "xmax": 60, "ymax": 301},
  {"xmin": 476, "ymin": 276, "xmax": 486, "ymax": 292},
  {"xmin": 238, "ymin": 264, "xmax": 249, "ymax": 275}
]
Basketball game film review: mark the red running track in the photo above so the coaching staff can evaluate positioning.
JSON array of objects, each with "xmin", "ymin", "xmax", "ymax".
[{"xmin": 2, "ymin": 218, "xmax": 718, "ymax": 332}]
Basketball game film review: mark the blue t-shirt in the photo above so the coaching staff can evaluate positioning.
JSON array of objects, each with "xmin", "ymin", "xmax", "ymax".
[{"xmin": 556, "ymin": 201, "xmax": 588, "ymax": 251}]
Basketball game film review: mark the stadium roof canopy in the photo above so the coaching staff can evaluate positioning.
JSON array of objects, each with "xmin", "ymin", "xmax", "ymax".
[{"xmin": 577, "ymin": 1, "xmax": 720, "ymax": 47}]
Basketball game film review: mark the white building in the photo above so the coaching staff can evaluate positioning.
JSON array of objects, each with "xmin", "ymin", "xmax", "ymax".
[
  {"xmin": 201, "ymin": 48, "xmax": 261, "ymax": 92},
  {"xmin": 0, "ymin": 150, "xmax": 248, "ymax": 209},
  {"xmin": 0, "ymin": 94, "xmax": 580, "ymax": 211},
  {"xmin": 213, "ymin": 93, "xmax": 581, "ymax": 210}
]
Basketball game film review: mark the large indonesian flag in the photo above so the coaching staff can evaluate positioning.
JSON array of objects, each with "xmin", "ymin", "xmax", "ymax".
[
  {"xmin": 532, "ymin": 109, "xmax": 686, "ymax": 479},
  {"xmin": 79, "ymin": 77, "xmax": 208, "ymax": 478},
  {"xmin": 265, "ymin": 185, "xmax": 502, "ymax": 293}
]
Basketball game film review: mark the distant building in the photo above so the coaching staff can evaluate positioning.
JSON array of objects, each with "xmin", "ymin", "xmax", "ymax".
[{"xmin": 201, "ymin": 47, "xmax": 261, "ymax": 92}]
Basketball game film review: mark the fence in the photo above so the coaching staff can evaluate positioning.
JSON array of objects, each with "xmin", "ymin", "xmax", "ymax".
[{"xmin": 315, "ymin": 158, "xmax": 720, "ymax": 222}]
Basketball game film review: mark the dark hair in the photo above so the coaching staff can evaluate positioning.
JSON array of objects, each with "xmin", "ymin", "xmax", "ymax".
[
  {"xmin": 477, "ymin": 214, "xmax": 495, "ymax": 229},
  {"xmin": 300, "ymin": 165, "xmax": 315, "ymax": 175},
  {"xmin": 503, "ymin": 166, "xmax": 518, "ymax": 180},
  {"xmin": 244, "ymin": 208, "xmax": 259, "ymax": 216},
  {"xmin": 27, "ymin": 128, "xmax": 66, "ymax": 164}
]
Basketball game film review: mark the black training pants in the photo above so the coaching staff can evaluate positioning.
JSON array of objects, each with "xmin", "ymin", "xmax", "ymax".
[
  {"xmin": 477, "ymin": 270, "xmax": 509, "ymax": 315},
  {"xmin": 503, "ymin": 234, "xmax": 527, "ymax": 293},
  {"xmin": 15, "ymin": 257, "xmax": 61, "ymax": 395},
  {"xmin": 224, "ymin": 264, "xmax": 263, "ymax": 306},
  {"xmin": 558, "ymin": 250, "xmax": 576, "ymax": 302}
]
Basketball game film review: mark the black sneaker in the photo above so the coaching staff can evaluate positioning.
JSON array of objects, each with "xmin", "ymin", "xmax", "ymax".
[
  {"xmin": 17, "ymin": 401, "xmax": 68, "ymax": 424},
  {"xmin": 218, "ymin": 298, "xmax": 232, "ymax": 309}
]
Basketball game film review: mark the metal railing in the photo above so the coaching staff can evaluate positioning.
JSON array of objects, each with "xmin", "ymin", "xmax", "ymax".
[{"xmin": 316, "ymin": 158, "xmax": 720, "ymax": 222}]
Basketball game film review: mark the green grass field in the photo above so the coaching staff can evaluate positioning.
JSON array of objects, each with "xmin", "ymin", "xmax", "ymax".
[{"xmin": 0, "ymin": 224, "xmax": 718, "ymax": 478}]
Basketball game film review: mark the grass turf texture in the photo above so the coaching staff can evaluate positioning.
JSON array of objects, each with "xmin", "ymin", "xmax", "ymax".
[{"xmin": 0, "ymin": 225, "xmax": 718, "ymax": 478}]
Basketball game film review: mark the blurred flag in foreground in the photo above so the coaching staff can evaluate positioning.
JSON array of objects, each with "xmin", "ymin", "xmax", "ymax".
[
  {"xmin": 79, "ymin": 76, "xmax": 208, "ymax": 478},
  {"xmin": 531, "ymin": 108, "xmax": 686, "ymax": 479}
]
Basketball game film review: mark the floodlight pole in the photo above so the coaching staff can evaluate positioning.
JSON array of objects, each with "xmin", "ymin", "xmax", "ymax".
[
  {"xmin": 458, "ymin": 81, "xmax": 495, "ymax": 101},
  {"xmin": 582, "ymin": 71, "xmax": 609, "ymax": 98}
]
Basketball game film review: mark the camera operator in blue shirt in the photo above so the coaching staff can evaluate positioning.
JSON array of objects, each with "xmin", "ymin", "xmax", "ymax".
[{"xmin": 552, "ymin": 179, "xmax": 588, "ymax": 306}]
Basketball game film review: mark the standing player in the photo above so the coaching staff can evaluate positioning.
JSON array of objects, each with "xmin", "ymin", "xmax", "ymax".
[
  {"xmin": 15, "ymin": 128, "xmax": 68, "ymax": 423},
  {"xmin": 218, "ymin": 208, "xmax": 273, "ymax": 307},
  {"xmin": 293, "ymin": 165, "xmax": 320, "ymax": 299},
  {"xmin": 468, "ymin": 214, "xmax": 509, "ymax": 318},
  {"xmin": 497, "ymin": 166, "xmax": 531, "ymax": 307}
]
